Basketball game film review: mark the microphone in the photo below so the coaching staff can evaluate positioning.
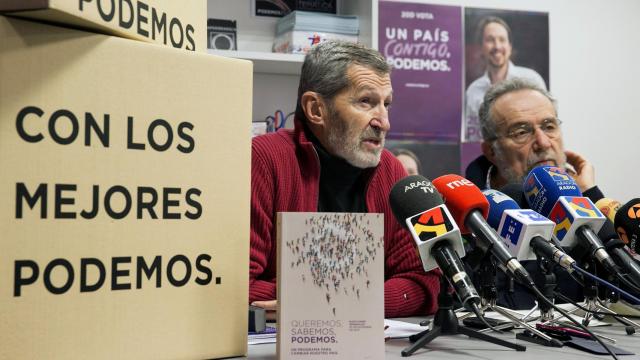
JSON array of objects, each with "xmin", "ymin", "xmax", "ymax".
[
  {"xmin": 523, "ymin": 166, "xmax": 618, "ymax": 275},
  {"xmin": 431, "ymin": 174, "xmax": 535, "ymax": 287},
  {"xmin": 595, "ymin": 198, "xmax": 621, "ymax": 223},
  {"xmin": 615, "ymin": 199, "xmax": 640, "ymax": 255},
  {"xmin": 593, "ymin": 198, "xmax": 640, "ymax": 287},
  {"xmin": 389, "ymin": 175, "xmax": 479, "ymax": 310},
  {"xmin": 483, "ymin": 189, "xmax": 519, "ymax": 230},
  {"xmin": 483, "ymin": 189, "xmax": 576, "ymax": 273}
]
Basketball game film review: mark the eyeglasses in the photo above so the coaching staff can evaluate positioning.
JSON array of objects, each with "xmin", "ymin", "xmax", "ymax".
[{"xmin": 493, "ymin": 118, "xmax": 563, "ymax": 145}]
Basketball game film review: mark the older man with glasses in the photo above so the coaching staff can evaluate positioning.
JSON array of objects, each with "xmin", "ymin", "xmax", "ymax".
[
  {"xmin": 464, "ymin": 77, "xmax": 608, "ymax": 309},
  {"xmin": 466, "ymin": 77, "xmax": 600, "ymax": 199}
]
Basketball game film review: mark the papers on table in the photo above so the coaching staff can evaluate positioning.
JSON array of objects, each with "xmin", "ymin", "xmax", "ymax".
[
  {"xmin": 249, "ymin": 326, "xmax": 277, "ymax": 345},
  {"xmin": 384, "ymin": 319, "xmax": 426, "ymax": 339}
]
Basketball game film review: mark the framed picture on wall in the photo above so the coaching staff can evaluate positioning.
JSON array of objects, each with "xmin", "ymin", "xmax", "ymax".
[{"xmin": 463, "ymin": 8, "xmax": 549, "ymax": 143}]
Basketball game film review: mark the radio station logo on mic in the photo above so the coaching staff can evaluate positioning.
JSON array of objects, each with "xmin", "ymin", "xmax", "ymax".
[
  {"xmin": 524, "ymin": 174, "xmax": 542, "ymax": 205},
  {"xmin": 544, "ymin": 166, "xmax": 571, "ymax": 182},
  {"xmin": 403, "ymin": 179, "xmax": 435, "ymax": 194},
  {"xmin": 410, "ymin": 206, "xmax": 453, "ymax": 241},
  {"xmin": 566, "ymin": 197, "xmax": 602, "ymax": 218},
  {"xmin": 542, "ymin": 165, "xmax": 579, "ymax": 192},
  {"xmin": 628, "ymin": 204, "xmax": 640, "ymax": 219}
]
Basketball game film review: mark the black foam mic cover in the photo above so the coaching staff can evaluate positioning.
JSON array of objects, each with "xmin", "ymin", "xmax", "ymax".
[
  {"xmin": 389, "ymin": 175, "xmax": 443, "ymax": 228},
  {"xmin": 614, "ymin": 198, "xmax": 640, "ymax": 253},
  {"xmin": 598, "ymin": 219, "xmax": 619, "ymax": 243},
  {"xmin": 499, "ymin": 183, "xmax": 529, "ymax": 209}
]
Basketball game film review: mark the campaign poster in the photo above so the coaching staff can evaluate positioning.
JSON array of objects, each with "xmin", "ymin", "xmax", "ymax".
[
  {"xmin": 463, "ymin": 8, "xmax": 549, "ymax": 143},
  {"xmin": 379, "ymin": 1, "xmax": 463, "ymax": 141}
]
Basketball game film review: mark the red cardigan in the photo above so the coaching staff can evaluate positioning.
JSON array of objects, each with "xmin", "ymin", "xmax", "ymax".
[{"xmin": 250, "ymin": 119, "xmax": 440, "ymax": 317}]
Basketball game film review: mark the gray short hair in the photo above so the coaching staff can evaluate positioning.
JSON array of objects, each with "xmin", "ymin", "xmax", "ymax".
[
  {"xmin": 478, "ymin": 77, "xmax": 557, "ymax": 141},
  {"xmin": 295, "ymin": 41, "xmax": 390, "ymax": 121}
]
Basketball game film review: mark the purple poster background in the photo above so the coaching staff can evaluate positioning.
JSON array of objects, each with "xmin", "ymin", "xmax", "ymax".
[
  {"xmin": 460, "ymin": 141, "xmax": 481, "ymax": 176},
  {"xmin": 379, "ymin": 1, "xmax": 462, "ymax": 141}
]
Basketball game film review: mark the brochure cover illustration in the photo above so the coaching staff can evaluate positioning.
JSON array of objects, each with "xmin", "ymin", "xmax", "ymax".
[{"xmin": 277, "ymin": 212, "xmax": 384, "ymax": 359}]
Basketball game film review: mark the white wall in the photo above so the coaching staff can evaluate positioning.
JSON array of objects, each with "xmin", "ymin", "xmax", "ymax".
[{"xmin": 382, "ymin": 0, "xmax": 640, "ymax": 202}]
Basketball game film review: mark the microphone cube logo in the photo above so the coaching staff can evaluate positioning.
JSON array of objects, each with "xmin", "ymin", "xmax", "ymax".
[
  {"xmin": 410, "ymin": 206, "xmax": 454, "ymax": 241},
  {"xmin": 500, "ymin": 215, "xmax": 524, "ymax": 245},
  {"xmin": 406, "ymin": 205, "xmax": 463, "ymax": 272},
  {"xmin": 566, "ymin": 197, "xmax": 603, "ymax": 219},
  {"xmin": 498, "ymin": 210, "xmax": 555, "ymax": 261},
  {"xmin": 549, "ymin": 202, "xmax": 574, "ymax": 242},
  {"xmin": 549, "ymin": 196, "xmax": 606, "ymax": 246}
]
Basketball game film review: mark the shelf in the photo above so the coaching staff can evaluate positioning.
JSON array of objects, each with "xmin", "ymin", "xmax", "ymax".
[{"xmin": 208, "ymin": 50, "xmax": 304, "ymax": 75}]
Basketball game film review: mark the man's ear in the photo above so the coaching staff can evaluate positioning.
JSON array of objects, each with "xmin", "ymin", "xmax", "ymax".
[
  {"xmin": 300, "ymin": 91, "xmax": 328, "ymax": 127},
  {"xmin": 481, "ymin": 141, "xmax": 496, "ymax": 163}
]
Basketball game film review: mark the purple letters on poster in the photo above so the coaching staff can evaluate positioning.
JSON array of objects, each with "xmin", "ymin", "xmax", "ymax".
[{"xmin": 379, "ymin": 1, "xmax": 462, "ymax": 141}]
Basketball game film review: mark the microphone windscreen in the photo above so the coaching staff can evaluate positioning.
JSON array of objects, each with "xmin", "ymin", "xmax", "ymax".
[
  {"xmin": 389, "ymin": 175, "xmax": 443, "ymax": 228},
  {"xmin": 432, "ymin": 174, "xmax": 489, "ymax": 234},
  {"xmin": 595, "ymin": 198, "xmax": 621, "ymax": 223},
  {"xmin": 482, "ymin": 189, "xmax": 520, "ymax": 229},
  {"xmin": 499, "ymin": 183, "xmax": 529, "ymax": 209},
  {"xmin": 614, "ymin": 198, "xmax": 640, "ymax": 252},
  {"xmin": 523, "ymin": 165, "xmax": 581, "ymax": 216}
]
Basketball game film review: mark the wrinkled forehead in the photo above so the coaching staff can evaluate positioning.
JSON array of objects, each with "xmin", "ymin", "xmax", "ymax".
[
  {"xmin": 493, "ymin": 89, "xmax": 556, "ymax": 126},
  {"xmin": 345, "ymin": 64, "xmax": 392, "ymax": 93}
]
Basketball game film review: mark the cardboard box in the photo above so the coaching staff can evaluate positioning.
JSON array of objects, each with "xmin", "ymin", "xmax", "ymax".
[
  {"xmin": 0, "ymin": 15, "xmax": 251, "ymax": 359},
  {"xmin": 0, "ymin": 0, "xmax": 206, "ymax": 52}
]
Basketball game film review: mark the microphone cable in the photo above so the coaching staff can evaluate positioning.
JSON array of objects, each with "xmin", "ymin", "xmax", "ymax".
[
  {"xmin": 614, "ymin": 272, "xmax": 640, "ymax": 297},
  {"xmin": 510, "ymin": 272, "xmax": 618, "ymax": 359},
  {"xmin": 554, "ymin": 292, "xmax": 640, "ymax": 320},
  {"xmin": 467, "ymin": 302, "xmax": 504, "ymax": 333},
  {"xmin": 571, "ymin": 265, "xmax": 640, "ymax": 304},
  {"xmin": 526, "ymin": 283, "xmax": 619, "ymax": 360}
]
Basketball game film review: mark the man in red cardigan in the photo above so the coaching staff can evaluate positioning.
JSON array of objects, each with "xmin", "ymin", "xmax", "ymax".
[{"xmin": 250, "ymin": 41, "xmax": 440, "ymax": 318}]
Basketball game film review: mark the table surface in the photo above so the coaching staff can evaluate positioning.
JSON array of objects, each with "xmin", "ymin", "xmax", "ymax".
[{"xmin": 244, "ymin": 317, "xmax": 640, "ymax": 360}]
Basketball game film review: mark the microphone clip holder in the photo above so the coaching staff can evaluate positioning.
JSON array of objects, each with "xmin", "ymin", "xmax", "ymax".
[
  {"xmin": 534, "ymin": 255, "xmax": 557, "ymax": 322},
  {"xmin": 401, "ymin": 277, "xmax": 526, "ymax": 357},
  {"xmin": 456, "ymin": 255, "xmax": 559, "ymax": 346},
  {"xmin": 559, "ymin": 259, "xmax": 640, "ymax": 333}
]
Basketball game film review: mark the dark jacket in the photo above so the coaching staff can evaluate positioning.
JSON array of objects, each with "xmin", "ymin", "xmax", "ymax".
[{"xmin": 463, "ymin": 155, "xmax": 607, "ymax": 309}]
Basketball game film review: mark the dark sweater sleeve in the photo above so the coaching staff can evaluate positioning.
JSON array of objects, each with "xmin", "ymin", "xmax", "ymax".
[
  {"xmin": 380, "ymin": 156, "xmax": 441, "ymax": 317},
  {"xmin": 383, "ymin": 224, "xmax": 441, "ymax": 318},
  {"xmin": 583, "ymin": 185, "xmax": 605, "ymax": 203},
  {"xmin": 249, "ymin": 140, "xmax": 277, "ymax": 302}
]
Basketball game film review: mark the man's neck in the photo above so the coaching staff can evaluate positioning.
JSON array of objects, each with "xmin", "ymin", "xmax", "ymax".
[{"xmin": 487, "ymin": 63, "xmax": 509, "ymax": 84}]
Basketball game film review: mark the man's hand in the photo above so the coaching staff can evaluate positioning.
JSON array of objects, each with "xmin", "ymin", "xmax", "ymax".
[
  {"xmin": 251, "ymin": 300, "xmax": 277, "ymax": 321},
  {"xmin": 565, "ymin": 150, "xmax": 596, "ymax": 193}
]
